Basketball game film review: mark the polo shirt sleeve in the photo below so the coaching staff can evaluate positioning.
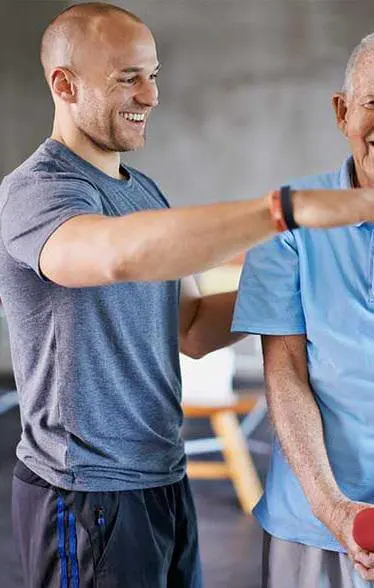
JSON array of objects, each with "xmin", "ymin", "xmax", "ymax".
[
  {"xmin": 231, "ymin": 231, "xmax": 306, "ymax": 335},
  {"xmin": 1, "ymin": 174, "xmax": 103, "ymax": 279}
]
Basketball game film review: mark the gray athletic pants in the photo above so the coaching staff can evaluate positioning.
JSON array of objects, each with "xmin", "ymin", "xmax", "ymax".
[{"xmin": 262, "ymin": 531, "xmax": 374, "ymax": 588}]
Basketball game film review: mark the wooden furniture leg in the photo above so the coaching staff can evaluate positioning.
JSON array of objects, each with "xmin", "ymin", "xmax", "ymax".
[{"xmin": 210, "ymin": 410, "xmax": 263, "ymax": 514}]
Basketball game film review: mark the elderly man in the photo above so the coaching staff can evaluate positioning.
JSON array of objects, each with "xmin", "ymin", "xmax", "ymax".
[
  {"xmin": 232, "ymin": 33, "xmax": 374, "ymax": 588},
  {"xmin": 4, "ymin": 3, "xmax": 374, "ymax": 587}
]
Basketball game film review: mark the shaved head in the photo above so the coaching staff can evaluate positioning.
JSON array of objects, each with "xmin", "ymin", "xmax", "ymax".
[{"xmin": 40, "ymin": 2, "xmax": 144, "ymax": 81}]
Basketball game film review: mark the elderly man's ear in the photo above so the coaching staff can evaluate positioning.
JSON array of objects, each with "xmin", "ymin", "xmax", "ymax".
[{"xmin": 332, "ymin": 93, "xmax": 348, "ymax": 136}]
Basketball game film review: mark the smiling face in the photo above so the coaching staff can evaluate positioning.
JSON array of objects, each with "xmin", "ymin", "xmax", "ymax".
[
  {"xmin": 333, "ymin": 50, "xmax": 374, "ymax": 188},
  {"xmin": 77, "ymin": 17, "xmax": 159, "ymax": 153},
  {"xmin": 51, "ymin": 13, "xmax": 159, "ymax": 153}
]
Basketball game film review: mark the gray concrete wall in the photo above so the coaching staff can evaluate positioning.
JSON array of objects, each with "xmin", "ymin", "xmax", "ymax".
[
  {"xmin": 74, "ymin": 0, "xmax": 374, "ymax": 204},
  {"xmin": 1, "ymin": 0, "xmax": 68, "ymax": 179},
  {"xmin": 3, "ymin": 0, "xmax": 374, "ymax": 204}
]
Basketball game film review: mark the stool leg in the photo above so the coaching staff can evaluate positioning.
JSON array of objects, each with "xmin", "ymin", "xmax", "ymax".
[{"xmin": 210, "ymin": 410, "xmax": 263, "ymax": 514}]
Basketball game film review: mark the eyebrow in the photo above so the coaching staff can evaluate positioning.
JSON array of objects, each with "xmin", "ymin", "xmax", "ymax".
[{"xmin": 119, "ymin": 63, "xmax": 161, "ymax": 74}]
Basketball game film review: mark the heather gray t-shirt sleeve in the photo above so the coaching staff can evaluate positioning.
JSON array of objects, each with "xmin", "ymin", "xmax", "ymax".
[{"xmin": 1, "ymin": 174, "xmax": 103, "ymax": 279}]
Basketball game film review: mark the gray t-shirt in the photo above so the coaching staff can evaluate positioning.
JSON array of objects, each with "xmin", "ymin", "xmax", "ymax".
[{"xmin": 0, "ymin": 139, "xmax": 185, "ymax": 491}]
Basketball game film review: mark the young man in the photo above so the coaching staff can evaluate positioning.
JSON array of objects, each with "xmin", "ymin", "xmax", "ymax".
[{"xmin": 3, "ymin": 3, "xmax": 374, "ymax": 587}]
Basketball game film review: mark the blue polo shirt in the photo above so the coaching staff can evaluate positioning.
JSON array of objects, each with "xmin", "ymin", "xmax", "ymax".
[{"xmin": 232, "ymin": 156, "xmax": 374, "ymax": 552}]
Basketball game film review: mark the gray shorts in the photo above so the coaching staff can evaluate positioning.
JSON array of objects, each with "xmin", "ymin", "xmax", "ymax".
[{"xmin": 262, "ymin": 531, "xmax": 374, "ymax": 588}]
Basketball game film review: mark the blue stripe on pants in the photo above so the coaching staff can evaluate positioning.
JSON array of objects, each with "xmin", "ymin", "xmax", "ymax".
[
  {"xmin": 56, "ymin": 496, "xmax": 68, "ymax": 588},
  {"xmin": 69, "ymin": 511, "xmax": 80, "ymax": 588}
]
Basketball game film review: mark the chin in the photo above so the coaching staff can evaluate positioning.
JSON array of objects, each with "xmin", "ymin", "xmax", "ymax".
[
  {"xmin": 118, "ymin": 137, "xmax": 145, "ymax": 153},
  {"xmin": 366, "ymin": 177, "xmax": 374, "ymax": 188}
]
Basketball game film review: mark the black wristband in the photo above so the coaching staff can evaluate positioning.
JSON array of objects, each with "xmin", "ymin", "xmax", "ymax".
[{"xmin": 280, "ymin": 185, "xmax": 299, "ymax": 230}]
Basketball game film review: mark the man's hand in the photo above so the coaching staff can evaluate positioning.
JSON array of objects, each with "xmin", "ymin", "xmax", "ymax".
[{"xmin": 321, "ymin": 499, "xmax": 374, "ymax": 581}]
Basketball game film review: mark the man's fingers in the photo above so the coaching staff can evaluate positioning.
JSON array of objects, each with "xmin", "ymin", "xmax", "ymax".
[
  {"xmin": 354, "ymin": 549, "xmax": 374, "ymax": 569},
  {"xmin": 354, "ymin": 561, "xmax": 374, "ymax": 581}
]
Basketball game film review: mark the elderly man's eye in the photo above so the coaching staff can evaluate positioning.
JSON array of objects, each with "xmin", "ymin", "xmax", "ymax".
[
  {"xmin": 119, "ymin": 77, "xmax": 137, "ymax": 85},
  {"xmin": 364, "ymin": 100, "xmax": 374, "ymax": 108}
]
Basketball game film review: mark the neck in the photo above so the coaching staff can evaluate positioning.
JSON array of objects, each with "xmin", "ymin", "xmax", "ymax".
[
  {"xmin": 351, "ymin": 159, "xmax": 374, "ymax": 189},
  {"xmin": 51, "ymin": 120, "xmax": 123, "ymax": 180},
  {"xmin": 351, "ymin": 163, "xmax": 360, "ymax": 188}
]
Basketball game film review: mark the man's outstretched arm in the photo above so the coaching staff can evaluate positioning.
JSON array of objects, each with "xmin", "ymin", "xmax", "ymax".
[{"xmin": 40, "ymin": 188, "xmax": 373, "ymax": 287}]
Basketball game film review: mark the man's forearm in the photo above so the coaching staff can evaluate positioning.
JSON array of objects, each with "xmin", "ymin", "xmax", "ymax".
[
  {"xmin": 111, "ymin": 196, "xmax": 274, "ymax": 282},
  {"xmin": 111, "ymin": 187, "xmax": 374, "ymax": 282},
  {"xmin": 180, "ymin": 291, "xmax": 244, "ymax": 358},
  {"xmin": 267, "ymin": 373, "xmax": 346, "ymax": 523}
]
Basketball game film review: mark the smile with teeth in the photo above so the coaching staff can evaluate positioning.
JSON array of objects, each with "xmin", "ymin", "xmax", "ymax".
[{"xmin": 120, "ymin": 112, "xmax": 145, "ymax": 122}]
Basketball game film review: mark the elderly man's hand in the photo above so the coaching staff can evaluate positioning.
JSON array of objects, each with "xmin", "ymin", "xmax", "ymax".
[{"xmin": 323, "ymin": 499, "xmax": 374, "ymax": 581}]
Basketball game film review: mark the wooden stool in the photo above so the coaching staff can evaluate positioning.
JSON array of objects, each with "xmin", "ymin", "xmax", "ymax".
[{"xmin": 183, "ymin": 392, "xmax": 263, "ymax": 514}]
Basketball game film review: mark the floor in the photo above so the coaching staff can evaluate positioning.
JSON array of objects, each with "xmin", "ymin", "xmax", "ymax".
[{"xmin": 0, "ymin": 392, "xmax": 271, "ymax": 588}]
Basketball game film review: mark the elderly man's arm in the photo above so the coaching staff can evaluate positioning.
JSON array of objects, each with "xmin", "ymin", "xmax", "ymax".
[
  {"xmin": 262, "ymin": 334, "xmax": 374, "ymax": 581},
  {"xmin": 179, "ymin": 276, "xmax": 245, "ymax": 359},
  {"xmin": 262, "ymin": 334, "xmax": 344, "ymax": 516}
]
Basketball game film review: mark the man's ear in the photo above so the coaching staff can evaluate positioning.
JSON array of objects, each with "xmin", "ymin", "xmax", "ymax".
[
  {"xmin": 332, "ymin": 92, "xmax": 348, "ymax": 136},
  {"xmin": 50, "ymin": 67, "xmax": 77, "ymax": 103}
]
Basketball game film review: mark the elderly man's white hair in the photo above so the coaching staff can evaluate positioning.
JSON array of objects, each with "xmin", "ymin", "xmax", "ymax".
[{"xmin": 343, "ymin": 32, "xmax": 374, "ymax": 95}]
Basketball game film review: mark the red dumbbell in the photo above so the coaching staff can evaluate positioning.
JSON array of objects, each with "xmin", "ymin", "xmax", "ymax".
[{"xmin": 353, "ymin": 508, "xmax": 374, "ymax": 551}]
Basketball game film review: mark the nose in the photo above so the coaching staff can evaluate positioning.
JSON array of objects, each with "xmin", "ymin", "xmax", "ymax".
[{"xmin": 135, "ymin": 80, "xmax": 159, "ymax": 108}]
